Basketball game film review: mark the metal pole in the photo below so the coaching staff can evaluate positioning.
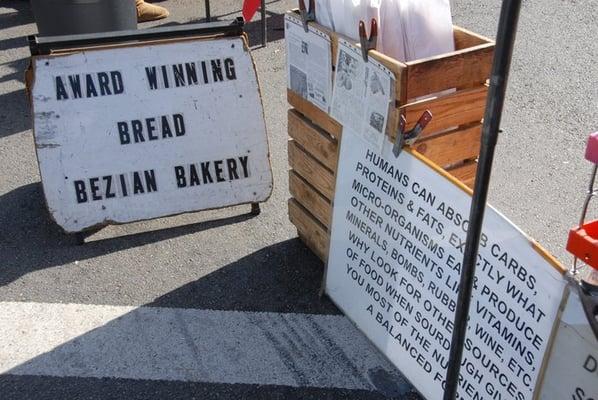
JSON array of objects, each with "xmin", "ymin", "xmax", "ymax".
[
  {"xmin": 261, "ymin": 0, "xmax": 267, "ymax": 47},
  {"xmin": 442, "ymin": 1, "xmax": 522, "ymax": 399},
  {"xmin": 204, "ymin": 0, "xmax": 211, "ymax": 22}
]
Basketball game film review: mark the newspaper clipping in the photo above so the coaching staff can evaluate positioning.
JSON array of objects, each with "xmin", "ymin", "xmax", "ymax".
[
  {"xmin": 331, "ymin": 38, "xmax": 394, "ymax": 151},
  {"xmin": 285, "ymin": 14, "xmax": 333, "ymax": 112}
]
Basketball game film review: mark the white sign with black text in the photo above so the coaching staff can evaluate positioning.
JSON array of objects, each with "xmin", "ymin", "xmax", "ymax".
[
  {"xmin": 326, "ymin": 130, "xmax": 567, "ymax": 400},
  {"xmin": 31, "ymin": 36, "xmax": 273, "ymax": 232},
  {"xmin": 539, "ymin": 288, "xmax": 598, "ymax": 400}
]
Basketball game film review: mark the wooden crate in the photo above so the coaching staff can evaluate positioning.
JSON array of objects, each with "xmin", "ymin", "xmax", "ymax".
[{"xmin": 287, "ymin": 22, "xmax": 494, "ymax": 261}]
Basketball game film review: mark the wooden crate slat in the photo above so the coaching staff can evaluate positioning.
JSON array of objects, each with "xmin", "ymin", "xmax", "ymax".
[
  {"xmin": 405, "ymin": 43, "xmax": 494, "ymax": 99},
  {"xmin": 288, "ymin": 198, "xmax": 329, "ymax": 262},
  {"xmin": 447, "ymin": 160, "xmax": 478, "ymax": 186},
  {"xmin": 402, "ymin": 86, "xmax": 487, "ymax": 137},
  {"xmin": 289, "ymin": 170, "xmax": 332, "ymax": 228},
  {"xmin": 287, "ymin": 90, "xmax": 343, "ymax": 138},
  {"xmin": 453, "ymin": 26, "xmax": 493, "ymax": 50},
  {"xmin": 462, "ymin": 176, "xmax": 476, "ymax": 189},
  {"xmin": 413, "ymin": 123, "xmax": 482, "ymax": 167},
  {"xmin": 286, "ymin": 14, "xmax": 493, "ymax": 261},
  {"xmin": 288, "ymin": 109, "xmax": 338, "ymax": 171},
  {"xmin": 288, "ymin": 140, "xmax": 335, "ymax": 200}
]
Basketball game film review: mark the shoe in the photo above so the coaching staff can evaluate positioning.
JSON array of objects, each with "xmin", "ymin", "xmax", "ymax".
[{"xmin": 136, "ymin": 0, "xmax": 169, "ymax": 23}]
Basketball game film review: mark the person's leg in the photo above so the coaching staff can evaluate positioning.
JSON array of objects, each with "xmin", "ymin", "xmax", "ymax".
[{"xmin": 136, "ymin": 0, "xmax": 169, "ymax": 23}]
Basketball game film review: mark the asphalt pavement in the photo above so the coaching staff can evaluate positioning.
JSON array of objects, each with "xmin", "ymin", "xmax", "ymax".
[{"xmin": 0, "ymin": 0, "xmax": 596, "ymax": 399}]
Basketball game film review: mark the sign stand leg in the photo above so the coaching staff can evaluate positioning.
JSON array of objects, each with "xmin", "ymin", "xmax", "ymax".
[
  {"xmin": 204, "ymin": 0, "xmax": 211, "ymax": 22},
  {"xmin": 261, "ymin": 0, "xmax": 267, "ymax": 47},
  {"xmin": 74, "ymin": 227, "xmax": 103, "ymax": 245},
  {"xmin": 250, "ymin": 202, "xmax": 261, "ymax": 216},
  {"xmin": 442, "ymin": 1, "xmax": 522, "ymax": 399}
]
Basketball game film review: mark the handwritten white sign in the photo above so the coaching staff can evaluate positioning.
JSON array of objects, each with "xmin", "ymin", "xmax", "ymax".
[
  {"xmin": 326, "ymin": 130, "xmax": 567, "ymax": 400},
  {"xmin": 31, "ymin": 36, "xmax": 272, "ymax": 232}
]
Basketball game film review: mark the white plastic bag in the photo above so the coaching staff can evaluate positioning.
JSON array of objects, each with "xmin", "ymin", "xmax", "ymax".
[
  {"xmin": 400, "ymin": 0, "xmax": 454, "ymax": 61},
  {"xmin": 314, "ymin": 0, "xmax": 336, "ymax": 31},
  {"xmin": 315, "ymin": 0, "xmax": 454, "ymax": 63},
  {"xmin": 378, "ymin": 0, "xmax": 407, "ymax": 62},
  {"xmin": 316, "ymin": 0, "xmax": 381, "ymax": 41}
]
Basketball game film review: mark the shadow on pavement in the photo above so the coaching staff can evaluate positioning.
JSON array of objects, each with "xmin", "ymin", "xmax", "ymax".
[
  {"xmin": 244, "ymin": 11, "xmax": 285, "ymax": 47},
  {"xmin": 147, "ymin": 237, "xmax": 335, "ymax": 314},
  {"xmin": 0, "ymin": 1, "xmax": 34, "ymax": 33},
  {"xmin": 0, "ymin": 2, "xmax": 34, "ymax": 138},
  {"xmin": 0, "ymin": 372, "xmax": 416, "ymax": 400},
  {"xmin": 182, "ymin": 10, "xmax": 285, "ymax": 47},
  {"xmin": 0, "ymin": 86, "xmax": 31, "ymax": 139},
  {"xmin": 0, "ymin": 239, "xmax": 421, "ymax": 400},
  {"xmin": 0, "ymin": 182, "xmax": 258, "ymax": 287}
]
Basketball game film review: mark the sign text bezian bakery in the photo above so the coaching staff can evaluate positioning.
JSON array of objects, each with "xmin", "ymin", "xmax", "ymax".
[
  {"xmin": 32, "ymin": 37, "xmax": 272, "ymax": 232},
  {"xmin": 326, "ymin": 130, "xmax": 567, "ymax": 400}
]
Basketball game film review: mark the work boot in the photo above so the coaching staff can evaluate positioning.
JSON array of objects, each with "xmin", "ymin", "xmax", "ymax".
[{"xmin": 136, "ymin": 0, "xmax": 169, "ymax": 23}]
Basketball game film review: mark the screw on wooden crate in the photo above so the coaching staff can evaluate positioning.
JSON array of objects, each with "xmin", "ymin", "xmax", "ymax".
[
  {"xmin": 392, "ymin": 111, "xmax": 433, "ymax": 158},
  {"xmin": 359, "ymin": 19, "xmax": 377, "ymax": 62},
  {"xmin": 298, "ymin": 0, "xmax": 315, "ymax": 32}
]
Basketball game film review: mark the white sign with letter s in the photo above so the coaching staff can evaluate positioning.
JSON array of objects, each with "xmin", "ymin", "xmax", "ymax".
[
  {"xmin": 326, "ymin": 129, "xmax": 567, "ymax": 400},
  {"xmin": 31, "ymin": 36, "xmax": 272, "ymax": 232},
  {"xmin": 539, "ymin": 288, "xmax": 598, "ymax": 400}
]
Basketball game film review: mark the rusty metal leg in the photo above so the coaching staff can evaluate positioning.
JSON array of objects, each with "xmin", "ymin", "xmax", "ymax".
[
  {"xmin": 204, "ymin": 0, "xmax": 211, "ymax": 22},
  {"xmin": 261, "ymin": 0, "xmax": 266, "ymax": 47}
]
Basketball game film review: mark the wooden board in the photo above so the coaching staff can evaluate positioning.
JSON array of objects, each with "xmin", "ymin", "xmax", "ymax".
[
  {"xmin": 405, "ymin": 42, "xmax": 494, "ymax": 99},
  {"xmin": 288, "ymin": 140, "xmax": 335, "ymax": 200},
  {"xmin": 447, "ymin": 159, "xmax": 478, "ymax": 188},
  {"xmin": 453, "ymin": 26, "xmax": 493, "ymax": 50},
  {"xmin": 401, "ymin": 85, "xmax": 488, "ymax": 136},
  {"xmin": 413, "ymin": 123, "xmax": 482, "ymax": 167},
  {"xmin": 288, "ymin": 198, "xmax": 329, "ymax": 262},
  {"xmin": 289, "ymin": 170, "xmax": 332, "ymax": 227},
  {"xmin": 288, "ymin": 109, "xmax": 338, "ymax": 171},
  {"xmin": 287, "ymin": 90, "xmax": 342, "ymax": 138}
]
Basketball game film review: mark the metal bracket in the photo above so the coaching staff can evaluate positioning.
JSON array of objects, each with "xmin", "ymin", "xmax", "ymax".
[
  {"xmin": 579, "ymin": 281, "xmax": 598, "ymax": 340},
  {"xmin": 359, "ymin": 19, "xmax": 378, "ymax": 62},
  {"xmin": 299, "ymin": 0, "xmax": 316, "ymax": 33},
  {"xmin": 392, "ymin": 111, "xmax": 432, "ymax": 157},
  {"xmin": 250, "ymin": 202, "xmax": 261, "ymax": 216},
  {"xmin": 28, "ymin": 17, "xmax": 245, "ymax": 56}
]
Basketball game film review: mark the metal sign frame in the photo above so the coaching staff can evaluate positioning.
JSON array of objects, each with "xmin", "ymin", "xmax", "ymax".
[{"xmin": 28, "ymin": 17, "xmax": 245, "ymax": 56}]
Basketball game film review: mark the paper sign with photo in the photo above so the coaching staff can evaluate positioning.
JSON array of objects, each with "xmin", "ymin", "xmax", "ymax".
[
  {"xmin": 285, "ymin": 14, "xmax": 333, "ymax": 112},
  {"xmin": 331, "ymin": 38, "xmax": 394, "ymax": 151}
]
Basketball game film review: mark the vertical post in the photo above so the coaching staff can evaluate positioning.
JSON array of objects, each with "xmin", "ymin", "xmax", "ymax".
[
  {"xmin": 261, "ymin": 0, "xmax": 267, "ymax": 47},
  {"xmin": 442, "ymin": 1, "xmax": 522, "ymax": 399},
  {"xmin": 204, "ymin": 0, "xmax": 211, "ymax": 22}
]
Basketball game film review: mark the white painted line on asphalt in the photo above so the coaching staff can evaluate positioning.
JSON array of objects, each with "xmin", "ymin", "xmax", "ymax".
[{"xmin": 0, "ymin": 301, "xmax": 397, "ymax": 390}]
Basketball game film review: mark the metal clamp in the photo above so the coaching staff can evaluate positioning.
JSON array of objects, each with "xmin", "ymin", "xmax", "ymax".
[
  {"xmin": 570, "ymin": 162, "xmax": 598, "ymax": 340},
  {"xmin": 298, "ymin": 0, "xmax": 315, "ymax": 33},
  {"xmin": 392, "ymin": 115, "xmax": 407, "ymax": 157},
  {"xmin": 359, "ymin": 19, "xmax": 377, "ymax": 62},
  {"xmin": 392, "ymin": 111, "xmax": 433, "ymax": 157},
  {"xmin": 573, "ymin": 164, "xmax": 598, "ymax": 275}
]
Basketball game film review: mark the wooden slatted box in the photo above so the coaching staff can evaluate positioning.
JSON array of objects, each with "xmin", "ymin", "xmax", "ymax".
[{"xmin": 287, "ymin": 18, "xmax": 495, "ymax": 261}]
